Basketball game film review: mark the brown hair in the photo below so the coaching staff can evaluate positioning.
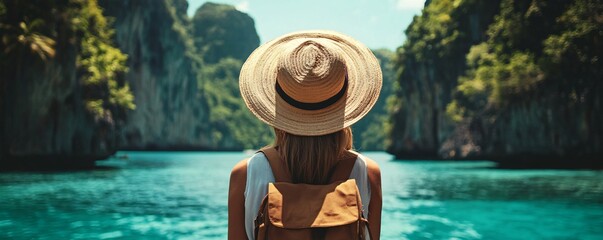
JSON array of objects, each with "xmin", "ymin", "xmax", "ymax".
[{"xmin": 273, "ymin": 127, "xmax": 354, "ymax": 184}]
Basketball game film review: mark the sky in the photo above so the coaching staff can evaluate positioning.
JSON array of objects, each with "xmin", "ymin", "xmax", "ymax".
[{"xmin": 187, "ymin": 0, "xmax": 426, "ymax": 51}]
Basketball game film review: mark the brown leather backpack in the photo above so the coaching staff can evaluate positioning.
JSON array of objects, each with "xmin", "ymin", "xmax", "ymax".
[{"xmin": 254, "ymin": 147, "xmax": 370, "ymax": 240}]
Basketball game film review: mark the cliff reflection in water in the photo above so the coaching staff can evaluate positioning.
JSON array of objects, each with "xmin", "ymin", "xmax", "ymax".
[{"xmin": 1, "ymin": 152, "xmax": 602, "ymax": 239}]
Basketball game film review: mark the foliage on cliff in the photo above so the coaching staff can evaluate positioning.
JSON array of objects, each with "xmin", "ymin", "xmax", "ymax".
[
  {"xmin": 351, "ymin": 49, "xmax": 396, "ymax": 150},
  {"xmin": 448, "ymin": 0, "xmax": 602, "ymax": 121},
  {"xmin": 0, "ymin": 0, "xmax": 133, "ymax": 120},
  {"xmin": 74, "ymin": 0, "xmax": 134, "ymax": 119},
  {"xmin": 0, "ymin": 0, "xmax": 134, "ymax": 163},
  {"xmin": 390, "ymin": 0, "xmax": 602, "ymax": 162},
  {"xmin": 200, "ymin": 58, "xmax": 273, "ymax": 149},
  {"xmin": 445, "ymin": 0, "xmax": 603, "ymax": 158},
  {"xmin": 190, "ymin": 2, "xmax": 272, "ymax": 149},
  {"xmin": 389, "ymin": 0, "xmax": 501, "ymax": 158},
  {"xmin": 0, "ymin": 1, "xmax": 56, "ymax": 62}
]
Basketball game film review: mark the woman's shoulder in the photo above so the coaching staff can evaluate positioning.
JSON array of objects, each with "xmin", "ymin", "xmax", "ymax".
[
  {"xmin": 230, "ymin": 158, "xmax": 248, "ymax": 180},
  {"xmin": 351, "ymin": 151, "xmax": 380, "ymax": 168},
  {"xmin": 244, "ymin": 152, "xmax": 275, "ymax": 181},
  {"xmin": 231, "ymin": 151, "xmax": 269, "ymax": 180},
  {"xmin": 351, "ymin": 151, "xmax": 381, "ymax": 179},
  {"xmin": 246, "ymin": 152, "xmax": 269, "ymax": 169}
]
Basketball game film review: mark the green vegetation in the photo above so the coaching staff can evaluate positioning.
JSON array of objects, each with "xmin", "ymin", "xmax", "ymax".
[
  {"xmin": 388, "ymin": 0, "xmax": 501, "ymax": 158},
  {"xmin": 200, "ymin": 58, "xmax": 273, "ymax": 148},
  {"xmin": 1, "ymin": 0, "xmax": 396, "ymax": 151},
  {"xmin": 1, "ymin": 20, "xmax": 56, "ymax": 60},
  {"xmin": 189, "ymin": 2, "xmax": 271, "ymax": 149},
  {"xmin": 402, "ymin": 0, "xmax": 461, "ymax": 61},
  {"xmin": 390, "ymin": 0, "xmax": 602, "ymax": 160},
  {"xmin": 165, "ymin": 0, "xmax": 199, "ymax": 62},
  {"xmin": 0, "ymin": 0, "xmax": 134, "ymax": 120},
  {"xmin": 447, "ymin": 43, "xmax": 544, "ymax": 121},
  {"xmin": 0, "ymin": 2, "xmax": 56, "ymax": 61},
  {"xmin": 447, "ymin": 0, "xmax": 602, "ymax": 121},
  {"xmin": 352, "ymin": 49, "xmax": 396, "ymax": 150},
  {"xmin": 74, "ymin": 0, "xmax": 134, "ymax": 118}
]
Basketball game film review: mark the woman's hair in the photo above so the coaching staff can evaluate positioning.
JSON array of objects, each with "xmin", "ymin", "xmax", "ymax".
[{"xmin": 273, "ymin": 127, "xmax": 353, "ymax": 184}]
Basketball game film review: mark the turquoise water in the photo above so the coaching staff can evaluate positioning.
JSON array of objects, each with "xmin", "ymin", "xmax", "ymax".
[{"xmin": 1, "ymin": 152, "xmax": 602, "ymax": 240}]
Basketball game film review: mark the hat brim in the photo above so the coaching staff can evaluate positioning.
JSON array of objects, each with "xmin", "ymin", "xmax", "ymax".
[{"xmin": 239, "ymin": 30, "xmax": 382, "ymax": 136}]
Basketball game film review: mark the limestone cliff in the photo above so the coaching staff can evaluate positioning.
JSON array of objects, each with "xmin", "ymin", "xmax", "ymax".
[
  {"xmin": 191, "ymin": 2, "xmax": 260, "ymax": 63},
  {"xmin": 0, "ymin": 0, "xmax": 129, "ymax": 167},
  {"xmin": 389, "ymin": 0, "xmax": 603, "ymax": 167},
  {"xmin": 190, "ymin": 3, "xmax": 270, "ymax": 149},
  {"xmin": 99, "ymin": 0, "xmax": 212, "ymax": 149},
  {"xmin": 1, "ymin": 29, "xmax": 113, "ymax": 167},
  {"xmin": 389, "ymin": 0, "xmax": 501, "ymax": 159}
]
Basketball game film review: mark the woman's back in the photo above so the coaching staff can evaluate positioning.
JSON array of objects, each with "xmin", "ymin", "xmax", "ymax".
[{"xmin": 243, "ymin": 151, "xmax": 373, "ymax": 239}]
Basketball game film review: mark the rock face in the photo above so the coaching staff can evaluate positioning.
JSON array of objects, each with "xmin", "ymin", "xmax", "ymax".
[
  {"xmin": 99, "ymin": 0, "xmax": 211, "ymax": 149},
  {"xmin": 389, "ymin": 0, "xmax": 501, "ymax": 159},
  {"xmin": 0, "ymin": 0, "xmax": 268, "ymax": 167},
  {"xmin": 389, "ymin": 0, "xmax": 603, "ymax": 167},
  {"xmin": 1, "ymin": 38, "xmax": 114, "ymax": 167},
  {"xmin": 0, "ymin": 1, "xmax": 120, "ymax": 167},
  {"xmin": 191, "ymin": 2, "xmax": 260, "ymax": 63},
  {"xmin": 467, "ymin": 0, "xmax": 603, "ymax": 167}
]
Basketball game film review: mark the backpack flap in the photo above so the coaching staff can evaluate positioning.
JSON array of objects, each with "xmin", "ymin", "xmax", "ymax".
[{"xmin": 267, "ymin": 179, "xmax": 361, "ymax": 229}]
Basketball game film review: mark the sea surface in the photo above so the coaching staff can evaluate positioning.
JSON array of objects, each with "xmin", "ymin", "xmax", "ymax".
[{"xmin": 1, "ymin": 151, "xmax": 602, "ymax": 240}]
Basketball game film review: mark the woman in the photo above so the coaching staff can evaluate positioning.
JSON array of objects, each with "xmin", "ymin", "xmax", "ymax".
[{"xmin": 229, "ymin": 30, "xmax": 382, "ymax": 240}]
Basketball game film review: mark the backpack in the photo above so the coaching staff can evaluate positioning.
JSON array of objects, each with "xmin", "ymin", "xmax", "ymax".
[{"xmin": 254, "ymin": 147, "xmax": 370, "ymax": 240}]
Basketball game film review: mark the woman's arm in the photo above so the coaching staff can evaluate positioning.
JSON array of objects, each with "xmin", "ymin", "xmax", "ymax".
[
  {"xmin": 228, "ymin": 159, "xmax": 249, "ymax": 240},
  {"xmin": 366, "ymin": 158, "xmax": 382, "ymax": 240}
]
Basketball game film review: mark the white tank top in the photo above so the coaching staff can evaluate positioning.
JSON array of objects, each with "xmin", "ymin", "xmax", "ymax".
[{"xmin": 244, "ymin": 152, "xmax": 372, "ymax": 240}]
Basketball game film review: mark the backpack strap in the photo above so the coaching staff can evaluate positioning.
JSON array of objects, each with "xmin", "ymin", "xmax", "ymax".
[
  {"xmin": 328, "ymin": 151, "xmax": 358, "ymax": 183},
  {"xmin": 258, "ymin": 146, "xmax": 293, "ymax": 182}
]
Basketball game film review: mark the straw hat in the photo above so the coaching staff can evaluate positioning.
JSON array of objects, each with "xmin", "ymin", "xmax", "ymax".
[{"xmin": 239, "ymin": 30, "xmax": 382, "ymax": 136}]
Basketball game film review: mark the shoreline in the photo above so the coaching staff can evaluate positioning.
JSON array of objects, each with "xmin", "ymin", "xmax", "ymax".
[{"xmin": 1, "ymin": 150, "xmax": 601, "ymax": 171}]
